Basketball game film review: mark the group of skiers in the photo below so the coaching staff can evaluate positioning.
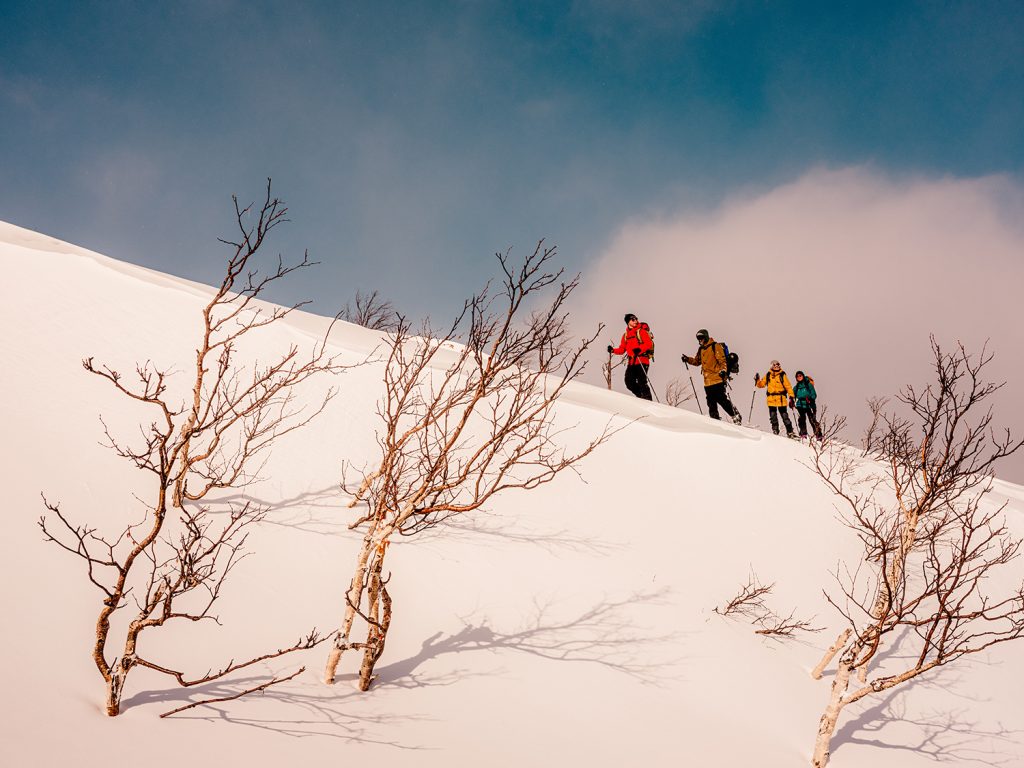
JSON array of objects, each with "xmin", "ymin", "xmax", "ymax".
[{"xmin": 607, "ymin": 314, "xmax": 823, "ymax": 440}]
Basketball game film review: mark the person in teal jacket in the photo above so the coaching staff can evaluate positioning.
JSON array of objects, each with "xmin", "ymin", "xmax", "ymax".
[{"xmin": 793, "ymin": 371, "xmax": 822, "ymax": 439}]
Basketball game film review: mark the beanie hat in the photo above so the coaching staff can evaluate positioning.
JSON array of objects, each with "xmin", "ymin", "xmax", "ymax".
[{"xmin": 624, "ymin": 313, "xmax": 638, "ymax": 323}]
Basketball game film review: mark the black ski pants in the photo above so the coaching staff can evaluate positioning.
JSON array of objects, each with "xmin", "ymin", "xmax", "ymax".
[
  {"xmin": 704, "ymin": 382, "xmax": 736, "ymax": 420},
  {"xmin": 624, "ymin": 363, "xmax": 653, "ymax": 400},
  {"xmin": 768, "ymin": 405, "xmax": 794, "ymax": 435},
  {"xmin": 797, "ymin": 404, "xmax": 822, "ymax": 438}
]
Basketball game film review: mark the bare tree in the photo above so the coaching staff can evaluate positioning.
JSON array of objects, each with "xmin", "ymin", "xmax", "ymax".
[
  {"xmin": 807, "ymin": 338, "xmax": 1024, "ymax": 767},
  {"xmin": 860, "ymin": 396, "xmax": 889, "ymax": 456},
  {"xmin": 602, "ymin": 349, "xmax": 625, "ymax": 390},
  {"xmin": 715, "ymin": 573, "xmax": 775, "ymax": 619},
  {"xmin": 39, "ymin": 182, "xmax": 348, "ymax": 716},
  {"xmin": 813, "ymin": 407, "xmax": 846, "ymax": 444},
  {"xmin": 715, "ymin": 572, "xmax": 821, "ymax": 638},
  {"xmin": 343, "ymin": 289, "xmax": 399, "ymax": 331},
  {"xmin": 753, "ymin": 610, "xmax": 822, "ymax": 638},
  {"xmin": 323, "ymin": 242, "xmax": 615, "ymax": 690},
  {"xmin": 665, "ymin": 376, "xmax": 694, "ymax": 407}
]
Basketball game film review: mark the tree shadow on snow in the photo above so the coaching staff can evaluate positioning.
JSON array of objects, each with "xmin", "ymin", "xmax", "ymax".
[
  {"xmin": 370, "ymin": 590, "xmax": 683, "ymax": 691},
  {"xmin": 122, "ymin": 666, "xmax": 432, "ymax": 749},
  {"xmin": 831, "ymin": 673, "xmax": 1024, "ymax": 766},
  {"xmin": 117, "ymin": 591, "xmax": 683, "ymax": 747},
  {"xmin": 814, "ymin": 628, "xmax": 1023, "ymax": 764},
  {"xmin": 189, "ymin": 484, "xmax": 350, "ymax": 537},
  {"xmin": 413, "ymin": 509, "xmax": 625, "ymax": 556}
]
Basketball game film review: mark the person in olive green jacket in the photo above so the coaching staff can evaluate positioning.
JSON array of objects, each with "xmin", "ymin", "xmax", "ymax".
[
  {"xmin": 754, "ymin": 360, "xmax": 796, "ymax": 437},
  {"xmin": 681, "ymin": 329, "xmax": 741, "ymax": 424}
]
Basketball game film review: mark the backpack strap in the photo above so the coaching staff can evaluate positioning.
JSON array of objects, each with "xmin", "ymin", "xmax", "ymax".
[
  {"xmin": 765, "ymin": 370, "xmax": 788, "ymax": 394},
  {"xmin": 636, "ymin": 324, "xmax": 652, "ymax": 351}
]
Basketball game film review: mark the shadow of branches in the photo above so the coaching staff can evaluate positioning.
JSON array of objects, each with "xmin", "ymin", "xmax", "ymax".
[
  {"xmin": 124, "ymin": 665, "xmax": 430, "ymax": 748},
  {"xmin": 833, "ymin": 683, "xmax": 1024, "ymax": 765},
  {"xmin": 192, "ymin": 485, "xmax": 349, "ymax": 536},
  {"xmin": 419, "ymin": 511, "xmax": 624, "ymax": 556},
  {"xmin": 372, "ymin": 590, "xmax": 681, "ymax": 690}
]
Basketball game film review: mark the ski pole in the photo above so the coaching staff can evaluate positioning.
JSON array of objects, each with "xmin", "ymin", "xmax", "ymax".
[
  {"xmin": 748, "ymin": 389, "xmax": 756, "ymax": 423},
  {"xmin": 726, "ymin": 378, "xmax": 737, "ymax": 414},
  {"xmin": 682, "ymin": 357, "xmax": 703, "ymax": 414},
  {"xmin": 641, "ymin": 364, "xmax": 661, "ymax": 403}
]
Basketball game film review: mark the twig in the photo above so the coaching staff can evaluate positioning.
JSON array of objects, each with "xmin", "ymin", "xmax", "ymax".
[{"xmin": 160, "ymin": 666, "xmax": 305, "ymax": 718}]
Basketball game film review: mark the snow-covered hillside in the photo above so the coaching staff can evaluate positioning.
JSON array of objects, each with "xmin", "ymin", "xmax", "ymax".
[{"xmin": 2, "ymin": 221, "xmax": 1023, "ymax": 767}]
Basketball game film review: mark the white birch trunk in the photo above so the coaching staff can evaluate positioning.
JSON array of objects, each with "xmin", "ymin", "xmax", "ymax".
[
  {"xmin": 105, "ymin": 671, "xmax": 125, "ymax": 717},
  {"xmin": 324, "ymin": 524, "xmax": 389, "ymax": 684},
  {"xmin": 324, "ymin": 542, "xmax": 372, "ymax": 683},
  {"xmin": 357, "ymin": 555, "xmax": 391, "ymax": 691},
  {"xmin": 811, "ymin": 628, "xmax": 852, "ymax": 680},
  {"xmin": 347, "ymin": 471, "xmax": 380, "ymax": 508},
  {"xmin": 812, "ymin": 659, "xmax": 852, "ymax": 767},
  {"xmin": 104, "ymin": 656, "xmax": 134, "ymax": 717}
]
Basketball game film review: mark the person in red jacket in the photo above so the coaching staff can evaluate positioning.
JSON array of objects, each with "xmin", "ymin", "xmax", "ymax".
[{"xmin": 607, "ymin": 313, "xmax": 653, "ymax": 400}]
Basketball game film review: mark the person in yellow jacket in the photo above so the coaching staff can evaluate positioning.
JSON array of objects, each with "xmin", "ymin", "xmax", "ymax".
[
  {"xmin": 754, "ymin": 360, "xmax": 796, "ymax": 437},
  {"xmin": 681, "ymin": 328, "xmax": 741, "ymax": 424}
]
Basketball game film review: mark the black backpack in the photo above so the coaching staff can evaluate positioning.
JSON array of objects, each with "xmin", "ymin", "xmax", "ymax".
[{"xmin": 715, "ymin": 341, "xmax": 740, "ymax": 376}]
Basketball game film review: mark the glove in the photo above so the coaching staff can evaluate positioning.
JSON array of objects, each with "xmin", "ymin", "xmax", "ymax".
[
  {"xmin": 753, "ymin": 372, "xmax": 760, "ymax": 384},
  {"xmin": 788, "ymin": 397, "xmax": 795, "ymax": 409},
  {"xmin": 607, "ymin": 345, "xmax": 614, "ymax": 354},
  {"xmin": 720, "ymin": 370, "xmax": 728, "ymax": 380}
]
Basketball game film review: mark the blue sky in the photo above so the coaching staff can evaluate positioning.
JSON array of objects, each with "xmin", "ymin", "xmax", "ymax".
[
  {"xmin": 3, "ymin": 1, "xmax": 1022, "ymax": 315},
  {"xmin": 4, "ymin": 2, "xmax": 1024, "ymax": 477}
]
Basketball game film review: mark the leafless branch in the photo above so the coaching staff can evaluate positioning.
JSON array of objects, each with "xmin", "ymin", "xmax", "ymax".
[
  {"xmin": 41, "ymin": 180, "xmax": 354, "ymax": 716},
  {"xmin": 325, "ymin": 241, "xmax": 619, "ymax": 690},
  {"xmin": 714, "ymin": 573, "xmax": 774, "ymax": 619},
  {"xmin": 809, "ymin": 337, "xmax": 1024, "ymax": 767},
  {"xmin": 664, "ymin": 376, "xmax": 694, "ymax": 407},
  {"xmin": 343, "ymin": 290, "xmax": 400, "ymax": 332},
  {"xmin": 160, "ymin": 666, "xmax": 307, "ymax": 718},
  {"xmin": 754, "ymin": 609, "xmax": 824, "ymax": 637}
]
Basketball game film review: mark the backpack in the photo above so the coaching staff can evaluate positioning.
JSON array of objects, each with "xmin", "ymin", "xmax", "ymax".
[
  {"xmin": 714, "ymin": 342, "xmax": 740, "ymax": 376},
  {"xmin": 795, "ymin": 373, "xmax": 816, "ymax": 404},
  {"xmin": 764, "ymin": 369, "xmax": 788, "ymax": 393},
  {"xmin": 639, "ymin": 321, "xmax": 654, "ymax": 361}
]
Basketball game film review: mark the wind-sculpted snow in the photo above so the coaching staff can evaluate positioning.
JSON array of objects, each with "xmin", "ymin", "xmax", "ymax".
[{"xmin": 1, "ymin": 220, "xmax": 1023, "ymax": 768}]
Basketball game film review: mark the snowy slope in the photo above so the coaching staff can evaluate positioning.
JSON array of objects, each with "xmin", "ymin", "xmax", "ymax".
[{"xmin": 2, "ymin": 220, "xmax": 1023, "ymax": 767}]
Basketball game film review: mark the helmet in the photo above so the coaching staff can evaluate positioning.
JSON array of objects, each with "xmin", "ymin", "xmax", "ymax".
[{"xmin": 695, "ymin": 328, "xmax": 709, "ymax": 341}]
